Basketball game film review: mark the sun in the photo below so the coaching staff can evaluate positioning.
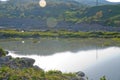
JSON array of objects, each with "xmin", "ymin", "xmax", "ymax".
[{"xmin": 39, "ymin": 0, "xmax": 47, "ymax": 8}]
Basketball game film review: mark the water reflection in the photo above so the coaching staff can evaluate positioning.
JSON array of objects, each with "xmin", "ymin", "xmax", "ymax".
[
  {"xmin": 8, "ymin": 47, "xmax": 120, "ymax": 73},
  {"xmin": 1, "ymin": 39, "xmax": 120, "ymax": 80},
  {"xmin": 84, "ymin": 47, "xmax": 120, "ymax": 80}
]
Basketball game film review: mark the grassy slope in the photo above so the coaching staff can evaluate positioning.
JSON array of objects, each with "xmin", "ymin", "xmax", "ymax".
[{"xmin": 0, "ymin": 30, "xmax": 120, "ymax": 38}]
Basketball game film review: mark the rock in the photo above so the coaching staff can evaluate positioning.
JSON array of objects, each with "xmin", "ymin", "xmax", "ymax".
[
  {"xmin": 0, "ymin": 56, "xmax": 12, "ymax": 64},
  {"xmin": 5, "ymin": 51, "xmax": 9, "ymax": 55},
  {"xmin": 8, "ymin": 57, "xmax": 35, "ymax": 69},
  {"xmin": 70, "ymin": 71, "xmax": 86, "ymax": 80},
  {"xmin": 76, "ymin": 71, "xmax": 85, "ymax": 77},
  {"xmin": 34, "ymin": 65, "xmax": 42, "ymax": 70},
  {"xmin": 20, "ymin": 57, "xmax": 35, "ymax": 67}
]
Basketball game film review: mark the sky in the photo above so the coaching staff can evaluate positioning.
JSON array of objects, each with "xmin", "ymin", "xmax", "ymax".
[{"xmin": 0, "ymin": 0, "xmax": 120, "ymax": 2}]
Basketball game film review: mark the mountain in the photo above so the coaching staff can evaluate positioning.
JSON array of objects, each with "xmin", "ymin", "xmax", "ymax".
[
  {"xmin": 75, "ymin": 0, "xmax": 118, "ymax": 6},
  {"xmin": 0, "ymin": 0, "xmax": 120, "ymax": 31}
]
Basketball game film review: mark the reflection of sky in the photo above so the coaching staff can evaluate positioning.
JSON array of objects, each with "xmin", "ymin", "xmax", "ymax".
[
  {"xmin": 84, "ymin": 47, "xmax": 120, "ymax": 80},
  {"xmin": 9, "ymin": 47, "xmax": 120, "ymax": 73}
]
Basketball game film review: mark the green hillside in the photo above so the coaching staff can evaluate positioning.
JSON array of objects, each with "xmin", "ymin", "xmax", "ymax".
[
  {"xmin": 0, "ymin": 0, "xmax": 120, "ymax": 30},
  {"xmin": 81, "ymin": 4, "xmax": 120, "ymax": 26},
  {"xmin": 0, "ymin": 0, "xmax": 82, "ymax": 18}
]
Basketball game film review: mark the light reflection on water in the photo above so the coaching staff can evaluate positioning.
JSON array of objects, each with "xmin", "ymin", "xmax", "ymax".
[{"xmin": 8, "ymin": 47, "xmax": 120, "ymax": 73}]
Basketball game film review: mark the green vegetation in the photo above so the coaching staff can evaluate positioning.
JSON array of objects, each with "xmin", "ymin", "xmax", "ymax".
[
  {"xmin": 0, "ymin": 67, "xmax": 45, "ymax": 80},
  {"xmin": 0, "ymin": 66, "xmax": 108, "ymax": 80},
  {"xmin": 0, "ymin": 0, "xmax": 120, "ymax": 28},
  {"xmin": 0, "ymin": 66, "xmax": 76, "ymax": 80},
  {"xmin": 45, "ymin": 70, "xmax": 75, "ymax": 80},
  {"xmin": 100, "ymin": 76, "xmax": 107, "ymax": 80},
  {"xmin": 0, "ymin": 47, "xmax": 7, "ymax": 57},
  {"xmin": 0, "ymin": 30, "xmax": 120, "ymax": 39}
]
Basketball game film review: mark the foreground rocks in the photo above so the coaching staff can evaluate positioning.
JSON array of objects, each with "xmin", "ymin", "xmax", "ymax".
[{"xmin": 0, "ymin": 55, "xmax": 41, "ymax": 70}]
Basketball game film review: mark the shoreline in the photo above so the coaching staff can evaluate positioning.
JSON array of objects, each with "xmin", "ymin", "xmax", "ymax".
[{"xmin": 0, "ymin": 48, "xmax": 87, "ymax": 80}]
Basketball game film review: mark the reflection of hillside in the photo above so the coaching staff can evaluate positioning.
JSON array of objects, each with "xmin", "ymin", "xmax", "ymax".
[{"xmin": 0, "ymin": 38, "xmax": 120, "ymax": 55}]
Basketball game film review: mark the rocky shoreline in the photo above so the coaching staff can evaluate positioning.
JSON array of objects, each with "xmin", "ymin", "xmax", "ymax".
[{"xmin": 0, "ymin": 48, "xmax": 87, "ymax": 80}]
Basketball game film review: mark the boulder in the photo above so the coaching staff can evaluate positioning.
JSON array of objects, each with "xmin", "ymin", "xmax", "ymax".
[
  {"xmin": 8, "ymin": 57, "xmax": 35, "ymax": 69},
  {"xmin": 0, "ymin": 56, "xmax": 12, "ymax": 64},
  {"xmin": 34, "ymin": 65, "xmax": 43, "ymax": 70},
  {"xmin": 76, "ymin": 71, "xmax": 85, "ymax": 77},
  {"xmin": 5, "ymin": 51, "xmax": 9, "ymax": 55},
  {"xmin": 20, "ymin": 57, "xmax": 35, "ymax": 67}
]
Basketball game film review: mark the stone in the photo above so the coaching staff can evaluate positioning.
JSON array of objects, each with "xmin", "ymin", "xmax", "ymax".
[
  {"xmin": 7, "ymin": 57, "xmax": 35, "ymax": 69},
  {"xmin": 0, "ymin": 56, "xmax": 12, "ymax": 64},
  {"xmin": 34, "ymin": 65, "xmax": 42, "ymax": 70},
  {"xmin": 20, "ymin": 57, "xmax": 35, "ymax": 67},
  {"xmin": 76, "ymin": 71, "xmax": 85, "ymax": 77},
  {"xmin": 5, "ymin": 51, "xmax": 9, "ymax": 55}
]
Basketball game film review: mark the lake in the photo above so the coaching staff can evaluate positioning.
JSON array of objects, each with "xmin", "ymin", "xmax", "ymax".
[{"xmin": 0, "ymin": 38, "xmax": 120, "ymax": 80}]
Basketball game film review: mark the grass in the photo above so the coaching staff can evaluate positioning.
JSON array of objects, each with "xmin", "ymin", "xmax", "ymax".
[
  {"xmin": 0, "ymin": 29, "xmax": 120, "ymax": 39},
  {"xmin": 0, "ymin": 66, "xmax": 76, "ymax": 80},
  {"xmin": 0, "ymin": 66, "xmax": 108, "ymax": 80},
  {"xmin": 0, "ymin": 66, "xmax": 45, "ymax": 80}
]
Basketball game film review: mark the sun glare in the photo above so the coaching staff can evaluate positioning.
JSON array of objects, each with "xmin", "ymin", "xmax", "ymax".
[{"xmin": 39, "ymin": 0, "xmax": 47, "ymax": 8}]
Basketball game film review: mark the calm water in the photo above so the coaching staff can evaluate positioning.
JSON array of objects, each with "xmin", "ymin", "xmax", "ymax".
[{"xmin": 0, "ymin": 38, "xmax": 120, "ymax": 80}]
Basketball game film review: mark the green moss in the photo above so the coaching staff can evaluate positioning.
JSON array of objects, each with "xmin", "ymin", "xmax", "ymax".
[
  {"xmin": 112, "ymin": 38, "xmax": 120, "ymax": 42},
  {"xmin": 100, "ymin": 76, "xmax": 107, "ymax": 80},
  {"xmin": 0, "ymin": 63, "xmax": 108, "ymax": 80},
  {"xmin": 0, "ymin": 47, "xmax": 7, "ymax": 57},
  {"xmin": 0, "ymin": 67, "xmax": 76, "ymax": 80},
  {"xmin": 0, "ymin": 66, "xmax": 45, "ymax": 80}
]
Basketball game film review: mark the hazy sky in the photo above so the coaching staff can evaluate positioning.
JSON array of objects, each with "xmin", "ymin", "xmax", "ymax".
[{"xmin": 0, "ymin": 0, "xmax": 120, "ymax": 2}]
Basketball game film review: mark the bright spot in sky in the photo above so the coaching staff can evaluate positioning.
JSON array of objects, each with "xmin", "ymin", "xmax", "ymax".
[
  {"xmin": 39, "ymin": 0, "xmax": 47, "ymax": 8},
  {"xmin": 107, "ymin": 0, "xmax": 120, "ymax": 2},
  {"xmin": 0, "ymin": 0, "xmax": 8, "ymax": 1}
]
